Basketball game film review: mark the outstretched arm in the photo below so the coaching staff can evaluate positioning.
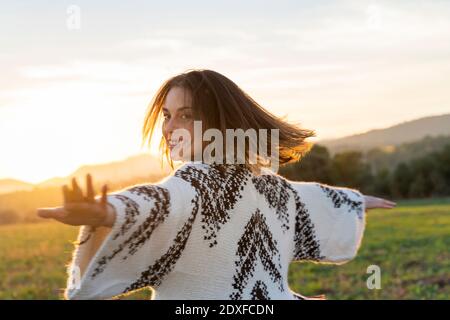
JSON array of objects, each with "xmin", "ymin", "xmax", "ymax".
[
  {"xmin": 37, "ymin": 174, "xmax": 189, "ymax": 300},
  {"xmin": 37, "ymin": 174, "xmax": 116, "ymax": 228},
  {"xmin": 289, "ymin": 181, "xmax": 396, "ymax": 264}
]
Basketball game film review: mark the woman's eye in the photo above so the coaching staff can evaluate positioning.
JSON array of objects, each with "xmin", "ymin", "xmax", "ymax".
[
  {"xmin": 163, "ymin": 114, "xmax": 170, "ymax": 120},
  {"xmin": 181, "ymin": 114, "xmax": 192, "ymax": 120}
]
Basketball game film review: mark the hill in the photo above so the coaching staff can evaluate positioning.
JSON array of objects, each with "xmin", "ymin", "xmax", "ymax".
[{"xmin": 319, "ymin": 113, "xmax": 450, "ymax": 154}]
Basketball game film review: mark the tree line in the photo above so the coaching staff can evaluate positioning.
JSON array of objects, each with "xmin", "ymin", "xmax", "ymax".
[{"xmin": 279, "ymin": 143, "xmax": 450, "ymax": 199}]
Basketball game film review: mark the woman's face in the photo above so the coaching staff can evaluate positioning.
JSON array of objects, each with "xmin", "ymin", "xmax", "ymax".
[{"xmin": 162, "ymin": 87, "xmax": 195, "ymax": 161}]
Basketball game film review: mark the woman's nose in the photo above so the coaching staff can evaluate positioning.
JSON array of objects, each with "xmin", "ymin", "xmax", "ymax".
[{"xmin": 164, "ymin": 118, "xmax": 177, "ymax": 138}]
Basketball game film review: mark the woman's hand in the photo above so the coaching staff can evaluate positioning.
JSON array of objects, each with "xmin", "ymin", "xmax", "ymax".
[
  {"xmin": 37, "ymin": 174, "xmax": 116, "ymax": 228},
  {"xmin": 364, "ymin": 195, "xmax": 397, "ymax": 210}
]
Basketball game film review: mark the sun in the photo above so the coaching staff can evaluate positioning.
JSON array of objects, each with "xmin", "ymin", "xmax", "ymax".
[{"xmin": 0, "ymin": 82, "xmax": 164, "ymax": 184}]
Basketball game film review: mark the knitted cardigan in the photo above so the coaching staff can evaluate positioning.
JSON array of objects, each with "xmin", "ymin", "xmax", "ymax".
[{"xmin": 65, "ymin": 161, "xmax": 366, "ymax": 300}]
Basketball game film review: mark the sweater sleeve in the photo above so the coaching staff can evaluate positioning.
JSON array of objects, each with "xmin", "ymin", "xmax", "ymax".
[
  {"xmin": 64, "ymin": 176, "xmax": 189, "ymax": 300},
  {"xmin": 289, "ymin": 181, "xmax": 366, "ymax": 264}
]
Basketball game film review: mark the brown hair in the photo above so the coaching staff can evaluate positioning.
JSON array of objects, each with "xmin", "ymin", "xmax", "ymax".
[{"xmin": 141, "ymin": 69, "xmax": 315, "ymax": 172}]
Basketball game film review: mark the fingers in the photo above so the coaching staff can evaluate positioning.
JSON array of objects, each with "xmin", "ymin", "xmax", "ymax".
[
  {"xmin": 86, "ymin": 173, "xmax": 95, "ymax": 203},
  {"xmin": 384, "ymin": 201, "xmax": 396, "ymax": 208},
  {"xmin": 37, "ymin": 207, "xmax": 69, "ymax": 220},
  {"xmin": 385, "ymin": 201, "xmax": 397, "ymax": 208},
  {"xmin": 379, "ymin": 197, "xmax": 396, "ymax": 207},
  {"xmin": 63, "ymin": 175, "xmax": 95, "ymax": 204},
  {"xmin": 365, "ymin": 195, "xmax": 397, "ymax": 210},
  {"xmin": 377, "ymin": 198, "xmax": 397, "ymax": 209},
  {"xmin": 71, "ymin": 177, "xmax": 84, "ymax": 202},
  {"xmin": 62, "ymin": 184, "xmax": 71, "ymax": 204},
  {"xmin": 100, "ymin": 184, "xmax": 108, "ymax": 208}
]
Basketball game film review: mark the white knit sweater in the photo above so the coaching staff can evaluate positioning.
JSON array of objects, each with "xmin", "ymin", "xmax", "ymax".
[{"xmin": 65, "ymin": 161, "xmax": 366, "ymax": 300}]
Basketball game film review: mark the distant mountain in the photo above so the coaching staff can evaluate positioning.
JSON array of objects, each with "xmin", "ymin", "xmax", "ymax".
[
  {"xmin": 0, "ymin": 153, "xmax": 171, "ymax": 195},
  {"xmin": 37, "ymin": 153, "xmax": 171, "ymax": 188},
  {"xmin": 0, "ymin": 179, "xmax": 34, "ymax": 195},
  {"xmin": 319, "ymin": 113, "xmax": 450, "ymax": 154},
  {"xmin": 365, "ymin": 134, "xmax": 450, "ymax": 173}
]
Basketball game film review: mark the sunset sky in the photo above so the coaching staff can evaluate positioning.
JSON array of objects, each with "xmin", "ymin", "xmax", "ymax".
[{"xmin": 1, "ymin": 0, "xmax": 449, "ymax": 183}]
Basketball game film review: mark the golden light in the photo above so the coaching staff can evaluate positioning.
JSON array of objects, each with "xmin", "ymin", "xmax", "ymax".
[{"xmin": 0, "ymin": 81, "xmax": 162, "ymax": 184}]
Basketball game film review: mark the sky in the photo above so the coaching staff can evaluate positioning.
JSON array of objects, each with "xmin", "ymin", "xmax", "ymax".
[{"xmin": 0, "ymin": 0, "xmax": 449, "ymax": 183}]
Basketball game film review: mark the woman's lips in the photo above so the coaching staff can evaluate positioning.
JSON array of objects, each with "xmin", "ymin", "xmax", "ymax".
[{"xmin": 168, "ymin": 138, "xmax": 183, "ymax": 149}]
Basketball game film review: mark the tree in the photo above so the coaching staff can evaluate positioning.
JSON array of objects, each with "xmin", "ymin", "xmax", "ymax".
[
  {"xmin": 330, "ymin": 151, "xmax": 374, "ymax": 192},
  {"xmin": 279, "ymin": 144, "xmax": 332, "ymax": 183},
  {"xmin": 409, "ymin": 174, "xmax": 427, "ymax": 198},
  {"xmin": 391, "ymin": 162, "xmax": 413, "ymax": 198},
  {"xmin": 373, "ymin": 168, "xmax": 391, "ymax": 197}
]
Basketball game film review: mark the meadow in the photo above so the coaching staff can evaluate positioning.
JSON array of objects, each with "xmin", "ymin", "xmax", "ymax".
[{"xmin": 0, "ymin": 198, "xmax": 449, "ymax": 299}]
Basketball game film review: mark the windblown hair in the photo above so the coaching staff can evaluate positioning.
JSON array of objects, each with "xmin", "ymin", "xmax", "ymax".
[{"xmin": 141, "ymin": 69, "xmax": 315, "ymax": 171}]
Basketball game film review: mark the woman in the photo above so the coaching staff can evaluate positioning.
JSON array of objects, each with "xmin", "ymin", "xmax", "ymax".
[{"xmin": 37, "ymin": 69, "xmax": 396, "ymax": 300}]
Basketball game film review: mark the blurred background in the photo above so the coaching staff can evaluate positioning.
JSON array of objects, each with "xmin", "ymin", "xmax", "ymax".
[{"xmin": 0, "ymin": 0, "xmax": 449, "ymax": 299}]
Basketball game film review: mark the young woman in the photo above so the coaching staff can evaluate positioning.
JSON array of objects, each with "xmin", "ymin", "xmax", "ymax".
[{"xmin": 37, "ymin": 69, "xmax": 396, "ymax": 300}]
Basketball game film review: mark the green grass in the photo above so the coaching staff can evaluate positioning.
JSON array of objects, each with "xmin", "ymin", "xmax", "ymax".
[
  {"xmin": 289, "ymin": 200, "xmax": 450, "ymax": 299},
  {"xmin": 0, "ymin": 223, "xmax": 77, "ymax": 299},
  {"xmin": 0, "ymin": 200, "xmax": 449, "ymax": 299}
]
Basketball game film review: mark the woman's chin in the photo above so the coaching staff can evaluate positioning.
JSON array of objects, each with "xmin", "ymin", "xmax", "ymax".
[{"xmin": 169, "ymin": 149, "xmax": 190, "ymax": 162}]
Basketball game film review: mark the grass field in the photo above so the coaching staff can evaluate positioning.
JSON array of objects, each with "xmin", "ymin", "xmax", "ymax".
[{"xmin": 0, "ymin": 198, "xmax": 449, "ymax": 299}]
